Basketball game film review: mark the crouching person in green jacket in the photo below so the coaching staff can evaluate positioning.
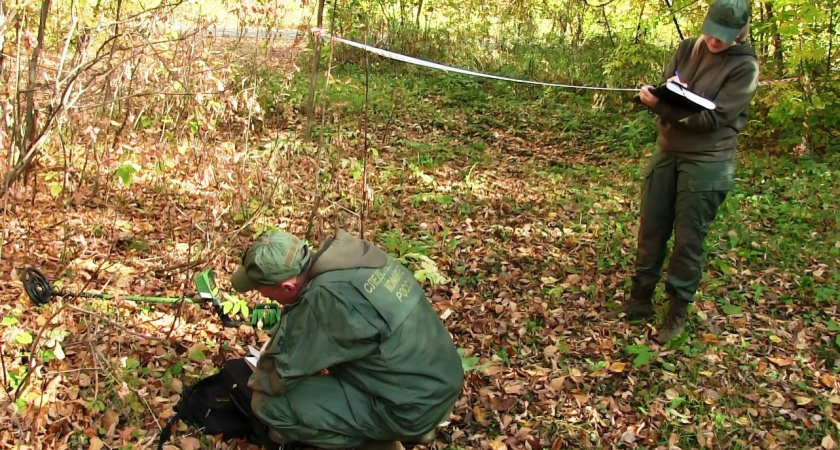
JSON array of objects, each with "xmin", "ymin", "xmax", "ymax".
[{"xmin": 230, "ymin": 229, "xmax": 464, "ymax": 450}]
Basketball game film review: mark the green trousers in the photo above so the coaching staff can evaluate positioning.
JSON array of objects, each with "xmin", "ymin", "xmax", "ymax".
[
  {"xmin": 632, "ymin": 150, "xmax": 735, "ymax": 302},
  {"xmin": 252, "ymin": 374, "xmax": 453, "ymax": 449}
]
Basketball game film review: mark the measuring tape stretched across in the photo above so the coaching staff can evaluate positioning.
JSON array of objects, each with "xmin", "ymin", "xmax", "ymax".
[
  {"xmin": 324, "ymin": 33, "xmax": 638, "ymax": 92},
  {"xmin": 318, "ymin": 31, "xmax": 800, "ymax": 92}
]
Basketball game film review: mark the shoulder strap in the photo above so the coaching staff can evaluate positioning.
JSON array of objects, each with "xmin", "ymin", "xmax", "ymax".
[{"xmin": 157, "ymin": 413, "xmax": 181, "ymax": 450}]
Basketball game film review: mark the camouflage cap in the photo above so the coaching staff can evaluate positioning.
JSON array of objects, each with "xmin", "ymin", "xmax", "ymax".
[{"xmin": 230, "ymin": 230, "xmax": 309, "ymax": 292}]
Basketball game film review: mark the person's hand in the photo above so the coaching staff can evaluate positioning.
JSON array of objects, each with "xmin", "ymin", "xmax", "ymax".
[
  {"xmin": 666, "ymin": 75, "xmax": 688, "ymax": 88},
  {"xmin": 639, "ymin": 85, "xmax": 659, "ymax": 107}
]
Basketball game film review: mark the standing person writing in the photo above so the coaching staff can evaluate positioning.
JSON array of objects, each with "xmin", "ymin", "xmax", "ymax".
[{"xmin": 606, "ymin": 0, "xmax": 759, "ymax": 343}]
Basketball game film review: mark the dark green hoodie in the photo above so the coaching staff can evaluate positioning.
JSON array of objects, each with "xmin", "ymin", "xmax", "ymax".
[{"xmin": 651, "ymin": 37, "xmax": 759, "ymax": 161}]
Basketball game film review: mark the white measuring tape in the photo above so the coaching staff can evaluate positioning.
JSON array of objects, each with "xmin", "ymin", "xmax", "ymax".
[
  {"xmin": 324, "ymin": 33, "xmax": 639, "ymax": 92},
  {"xmin": 319, "ymin": 32, "xmax": 800, "ymax": 92}
]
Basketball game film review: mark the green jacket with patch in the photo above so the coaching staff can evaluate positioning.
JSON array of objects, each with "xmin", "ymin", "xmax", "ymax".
[{"xmin": 248, "ymin": 230, "xmax": 463, "ymax": 446}]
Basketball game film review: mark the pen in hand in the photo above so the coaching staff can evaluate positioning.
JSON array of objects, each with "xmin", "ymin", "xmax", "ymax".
[{"xmin": 670, "ymin": 70, "xmax": 688, "ymax": 88}]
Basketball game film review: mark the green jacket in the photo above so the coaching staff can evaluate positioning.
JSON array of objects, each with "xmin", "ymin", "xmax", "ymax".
[
  {"xmin": 248, "ymin": 230, "xmax": 463, "ymax": 437},
  {"xmin": 651, "ymin": 37, "xmax": 759, "ymax": 161}
]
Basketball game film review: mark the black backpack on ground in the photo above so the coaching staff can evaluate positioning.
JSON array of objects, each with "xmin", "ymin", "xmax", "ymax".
[{"xmin": 157, "ymin": 358, "xmax": 280, "ymax": 450}]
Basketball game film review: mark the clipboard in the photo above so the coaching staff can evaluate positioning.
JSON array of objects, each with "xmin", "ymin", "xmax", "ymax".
[{"xmin": 651, "ymin": 81, "xmax": 716, "ymax": 112}]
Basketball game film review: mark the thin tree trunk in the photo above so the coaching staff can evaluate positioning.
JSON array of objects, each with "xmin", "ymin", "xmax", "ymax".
[
  {"xmin": 21, "ymin": 0, "xmax": 52, "ymax": 167},
  {"xmin": 828, "ymin": 0, "xmax": 836, "ymax": 73},
  {"xmin": 0, "ymin": 1, "xmax": 7, "ymax": 80},
  {"xmin": 663, "ymin": 0, "xmax": 684, "ymax": 40},
  {"xmin": 10, "ymin": 10, "xmax": 23, "ymax": 169},
  {"xmin": 634, "ymin": 1, "xmax": 646, "ymax": 44},
  {"xmin": 602, "ymin": 8, "xmax": 614, "ymax": 47},
  {"xmin": 304, "ymin": 0, "xmax": 327, "ymax": 142},
  {"xmin": 574, "ymin": 10, "xmax": 584, "ymax": 48},
  {"xmin": 764, "ymin": 2, "xmax": 784, "ymax": 75},
  {"xmin": 415, "ymin": 0, "xmax": 423, "ymax": 27},
  {"xmin": 758, "ymin": 3, "xmax": 766, "ymax": 59}
]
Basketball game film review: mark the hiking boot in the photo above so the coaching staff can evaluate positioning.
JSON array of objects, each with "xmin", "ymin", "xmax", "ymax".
[
  {"xmin": 356, "ymin": 440, "xmax": 405, "ymax": 450},
  {"xmin": 605, "ymin": 282, "xmax": 656, "ymax": 320},
  {"xmin": 416, "ymin": 430, "xmax": 436, "ymax": 445},
  {"xmin": 403, "ymin": 429, "xmax": 436, "ymax": 446},
  {"xmin": 655, "ymin": 296, "xmax": 690, "ymax": 343}
]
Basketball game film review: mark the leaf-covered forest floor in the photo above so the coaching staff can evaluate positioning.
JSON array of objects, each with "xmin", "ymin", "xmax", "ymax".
[{"xmin": 1, "ymin": 35, "xmax": 839, "ymax": 450}]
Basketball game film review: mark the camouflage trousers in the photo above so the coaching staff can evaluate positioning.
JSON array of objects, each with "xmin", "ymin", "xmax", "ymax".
[{"xmin": 632, "ymin": 150, "xmax": 735, "ymax": 302}]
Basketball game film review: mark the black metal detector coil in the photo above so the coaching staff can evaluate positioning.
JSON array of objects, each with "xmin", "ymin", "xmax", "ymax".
[{"xmin": 20, "ymin": 268, "xmax": 58, "ymax": 306}]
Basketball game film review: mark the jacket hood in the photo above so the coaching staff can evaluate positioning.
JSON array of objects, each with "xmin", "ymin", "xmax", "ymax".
[
  {"xmin": 721, "ymin": 41, "xmax": 757, "ymax": 58},
  {"xmin": 308, "ymin": 229, "xmax": 387, "ymax": 277}
]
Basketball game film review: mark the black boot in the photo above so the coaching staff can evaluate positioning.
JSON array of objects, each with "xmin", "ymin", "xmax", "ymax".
[
  {"xmin": 605, "ymin": 281, "xmax": 655, "ymax": 320},
  {"xmin": 655, "ymin": 296, "xmax": 690, "ymax": 343}
]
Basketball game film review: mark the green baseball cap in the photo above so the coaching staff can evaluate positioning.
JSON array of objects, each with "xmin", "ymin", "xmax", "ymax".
[
  {"xmin": 702, "ymin": 0, "xmax": 750, "ymax": 44},
  {"xmin": 230, "ymin": 230, "xmax": 310, "ymax": 292}
]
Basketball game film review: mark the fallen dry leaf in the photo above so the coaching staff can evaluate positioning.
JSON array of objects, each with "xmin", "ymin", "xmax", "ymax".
[
  {"xmin": 768, "ymin": 391, "xmax": 786, "ymax": 407},
  {"xmin": 501, "ymin": 414, "xmax": 513, "ymax": 428},
  {"xmin": 620, "ymin": 430, "xmax": 636, "ymax": 444},
  {"xmin": 768, "ymin": 357, "xmax": 794, "ymax": 367},
  {"xmin": 609, "ymin": 361, "xmax": 626, "ymax": 373},
  {"xmin": 473, "ymin": 405, "xmax": 487, "ymax": 423},
  {"xmin": 89, "ymin": 437, "xmax": 104, "ymax": 450},
  {"xmin": 102, "ymin": 410, "xmax": 120, "ymax": 437},
  {"xmin": 819, "ymin": 374, "xmax": 837, "ymax": 388},
  {"xmin": 703, "ymin": 388, "xmax": 720, "ymax": 404},
  {"xmin": 179, "ymin": 436, "xmax": 202, "ymax": 450},
  {"xmin": 741, "ymin": 392, "xmax": 760, "ymax": 402},
  {"xmin": 823, "ymin": 434, "xmax": 837, "ymax": 450},
  {"xmin": 573, "ymin": 392, "xmax": 589, "ymax": 404},
  {"xmin": 488, "ymin": 439, "xmax": 507, "ymax": 450},
  {"xmin": 668, "ymin": 432, "xmax": 680, "ymax": 446},
  {"xmin": 701, "ymin": 333, "xmax": 718, "ymax": 343}
]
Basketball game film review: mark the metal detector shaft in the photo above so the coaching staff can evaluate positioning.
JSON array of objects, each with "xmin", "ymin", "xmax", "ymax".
[
  {"xmin": 20, "ymin": 267, "xmax": 241, "ymax": 328},
  {"xmin": 78, "ymin": 292, "xmax": 201, "ymax": 304}
]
